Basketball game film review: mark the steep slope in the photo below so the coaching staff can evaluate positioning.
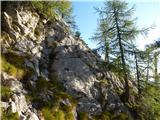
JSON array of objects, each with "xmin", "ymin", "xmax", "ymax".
[{"xmin": 1, "ymin": 2, "xmax": 137, "ymax": 120}]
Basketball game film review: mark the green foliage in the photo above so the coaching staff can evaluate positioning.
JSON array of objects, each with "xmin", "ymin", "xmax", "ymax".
[
  {"xmin": 41, "ymin": 108, "xmax": 55, "ymax": 120},
  {"xmin": 130, "ymin": 83, "xmax": 160, "ymax": 120},
  {"xmin": 75, "ymin": 31, "xmax": 81, "ymax": 38},
  {"xmin": 32, "ymin": 0, "xmax": 72, "ymax": 20},
  {"xmin": 42, "ymin": 107, "xmax": 74, "ymax": 120},
  {"xmin": 78, "ymin": 112, "xmax": 89, "ymax": 120},
  {"xmin": 55, "ymin": 91, "xmax": 77, "ymax": 106},
  {"xmin": 107, "ymin": 62, "xmax": 124, "ymax": 79},
  {"xmin": 112, "ymin": 113, "xmax": 130, "ymax": 120},
  {"xmin": 140, "ymin": 83, "xmax": 160, "ymax": 120},
  {"xmin": 99, "ymin": 79, "xmax": 108, "ymax": 85},
  {"xmin": 41, "ymin": 106, "xmax": 74, "ymax": 120},
  {"xmin": 26, "ymin": 75, "xmax": 76, "ymax": 120},
  {"xmin": 94, "ymin": 112, "xmax": 131, "ymax": 120},
  {"xmin": 2, "ymin": 111, "xmax": 19, "ymax": 120},
  {"xmin": 93, "ymin": 112, "xmax": 111, "ymax": 120},
  {"xmin": 3, "ymin": 52, "xmax": 25, "ymax": 68},
  {"xmin": 54, "ymin": 110, "xmax": 65, "ymax": 120},
  {"xmin": 65, "ymin": 112, "xmax": 74, "ymax": 120},
  {"xmin": 31, "ymin": 1, "xmax": 78, "ymax": 32},
  {"xmin": 1, "ymin": 86, "xmax": 12, "ymax": 101},
  {"xmin": 1, "ymin": 54, "xmax": 25, "ymax": 79},
  {"xmin": 36, "ymin": 77, "xmax": 51, "ymax": 91},
  {"xmin": 100, "ymin": 113, "xmax": 110, "ymax": 120},
  {"xmin": 92, "ymin": 0, "xmax": 144, "ymax": 102}
]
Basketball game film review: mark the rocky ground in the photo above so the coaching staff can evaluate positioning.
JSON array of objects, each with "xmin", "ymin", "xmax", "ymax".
[{"xmin": 1, "ymin": 2, "xmax": 138, "ymax": 120}]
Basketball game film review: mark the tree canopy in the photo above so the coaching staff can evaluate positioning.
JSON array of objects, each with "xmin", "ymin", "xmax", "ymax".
[
  {"xmin": 32, "ymin": 0, "xmax": 72, "ymax": 20},
  {"xmin": 92, "ymin": 0, "xmax": 142, "ymax": 101}
]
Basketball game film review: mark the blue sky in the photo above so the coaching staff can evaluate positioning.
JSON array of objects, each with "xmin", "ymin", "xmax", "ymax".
[{"xmin": 72, "ymin": 0, "xmax": 160, "ymax": 50}]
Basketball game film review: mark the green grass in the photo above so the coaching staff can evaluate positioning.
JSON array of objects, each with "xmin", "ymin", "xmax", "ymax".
[
  {"xmin": 93, "ymin": 112, "xmax": 111, "ymax": 120},
  {"xmin": 41, "ymin": 107, "xmax": 74, "ymax": 120},
  {"xmin": 93, "ymin": 112, "xmax": 130, "ymax": 120},
  {"xmin": 41, "ymin": 108, "xmax": 55, "ymax": 120},
  {"xmin": 26, "ymin": 75, "xmax": 77, "ymax": 120},
  {"xmin": 99, "ymin": 79, "xmax": 108, "ymax": 85},
  {"xmin": 54, "ymin": 110, "xmax": 65, "ymax": 120},
  {"xmin": 112, "ymin": 112, "xmax": 130, "ymax": 120},
  {"xmin": 1, "ymin": 55, "xmax": 25, "ymax": 79},
  {"xmin": 1, "ymin": 86, "xmax": 12, "ymax": 101},
  {"xmin": 2, "ymin": 111, "xmax": 19, "ymax": 120},
  {"xmin": 1, "ymin": 52, "xmax": 35, "ymax": 80},
  {"xmin": 78, "ymin": 112, "xmax": 89, "ymax": 120},
  {"xmin": 65, "ymin": 112, "xmax": 75, "ymax": 120}
]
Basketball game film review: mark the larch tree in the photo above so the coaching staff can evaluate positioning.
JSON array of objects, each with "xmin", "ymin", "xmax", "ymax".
[
  {"xmin": 146, "ymin": 39, "xmax": 160, "ymax": 82},
  {"xmin": 91, "ymin": 19, "xmax": 110, "ymax": 63},
  {"xmin": 93, "ymin": 0, "xmax": 143, "ymax": 102},
  {"xmin": 32, "ymin": 0, "xmax": 78, "ymax": 32}
]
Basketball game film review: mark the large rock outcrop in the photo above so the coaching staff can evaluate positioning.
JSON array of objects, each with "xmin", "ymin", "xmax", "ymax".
[{"xmin": 1, "ymin": 2, "xmax": 137, "ymax": 120}]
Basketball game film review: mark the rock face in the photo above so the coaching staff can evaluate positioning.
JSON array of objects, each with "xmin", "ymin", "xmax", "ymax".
[
  {"xmin": 1, "ymin": 2, "xmax": 137, "ymax": 120},
  {"xmin": 1, "ymin": 72, "xmax": 39, "ymax": 120}
]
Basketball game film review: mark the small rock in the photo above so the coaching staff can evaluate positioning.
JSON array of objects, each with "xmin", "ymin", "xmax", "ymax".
[
  {"xmin": 28, "ymin": 113, "xmax": 39, "ymax": 120},
  {"xmin": 1, "ymin": 101, "xmax": 9, "ymax": 109}
]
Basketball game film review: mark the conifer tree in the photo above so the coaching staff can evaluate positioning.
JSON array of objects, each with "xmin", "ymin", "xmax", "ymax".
[{"xmin": 93, "ymin": 0, "xmax": 143, "ymax": 101}]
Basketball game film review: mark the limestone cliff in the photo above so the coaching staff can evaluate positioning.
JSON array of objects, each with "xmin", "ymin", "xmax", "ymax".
[{"xmin": 1, "ymin": 2, "xmax": 137, "ymax": 120}]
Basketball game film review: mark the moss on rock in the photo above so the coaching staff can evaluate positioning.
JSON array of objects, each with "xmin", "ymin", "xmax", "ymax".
[
  {"xmin": 1, "ymin": 86, "xmax": 12, "ymax": 101},
  {"xmin": 78, "ymin": 112, "xmax": 89, "ymax": 120},
  {"xmin": 2, "ymin": 111, "xmax": 19, "ymax": 120},
  {"xmin": 1, "ymin": 54, "xmax": 25, "ymax": 80}
]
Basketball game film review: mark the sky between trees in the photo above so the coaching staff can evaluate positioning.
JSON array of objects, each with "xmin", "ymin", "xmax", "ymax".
[{"xmin": 72, "ymin": 0, "xmax": 160, "ymax": 50}]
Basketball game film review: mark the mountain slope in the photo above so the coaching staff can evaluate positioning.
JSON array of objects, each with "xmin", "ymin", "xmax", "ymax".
[{"xmin": 1, "ymin": 2, "xmax": 137, "ymax": 120}]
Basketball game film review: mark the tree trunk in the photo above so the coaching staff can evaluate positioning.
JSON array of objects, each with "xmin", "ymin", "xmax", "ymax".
[
  {"xmin": 114, "ymin": 8, "xmax": 129, "ymax": 102},
  {"xmin": 154, "ymin": 52, "xmax": 159, "ymax": 82},
  {"xmin": 146, "ymin": 54, "xmax": 150, "ymax": 82},
  {"xmin": 105, "ymin": 42, "xmax": 109, "ymax": 64},
  {"xmin": 134, "ymin": 50, "xmax": 141, "ymax": 95}
]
